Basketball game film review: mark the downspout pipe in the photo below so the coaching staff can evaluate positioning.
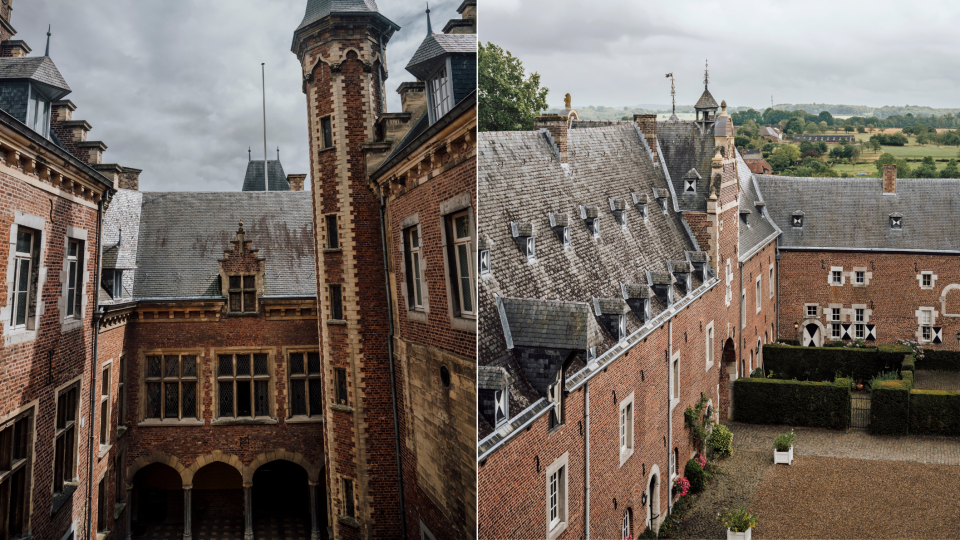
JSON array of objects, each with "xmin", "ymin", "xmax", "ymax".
[
  {"xmin": 666, "ymin": 320, "xmax": 673, "ymax": 518},
  {"xmin": 379, "ymin": 191, "xmax": 407, "ymax": 540},
  {"xmin": 584, "ymin": 381, "xmax": 590, "ymax": 540},
  {"xmin": 775, "ymin": 238, "xmax": 781, "ymax": 343},
  {"xmin": 86, "ymin": 195, "xmax": 106, "ymax": 540},
  {"xmin": 739, "ymin": 261, "xmax": 744, "ymax": 377}
]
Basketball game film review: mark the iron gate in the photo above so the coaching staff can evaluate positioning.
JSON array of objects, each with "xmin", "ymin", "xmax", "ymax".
[{"xmin": 851, "ymin": 392, "xmax": 870, "ymax": 430}]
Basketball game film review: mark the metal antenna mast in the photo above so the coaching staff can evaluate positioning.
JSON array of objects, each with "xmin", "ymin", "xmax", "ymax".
[
  {"xmin": 665, "ymin": 73, "xmax": 675, "ymax": 115},
  {"xmin": 262, "ymin": 63, "xmax": 268, "ymax": 192}
]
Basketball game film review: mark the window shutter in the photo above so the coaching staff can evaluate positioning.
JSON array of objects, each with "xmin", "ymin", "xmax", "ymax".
[
  {"xmin": 443, "ymin": 217, "xmax": 462, "ymax": 317},
  {"xmin": 933, "ymin": 327, "xmax": 943, "ymax": 344},
  {"xmin": 866, "ymin": 324, "xmax": 876, "ymax": 341},
  {"xmin": 841, "ymin": 324, "xmax": 851, "ymax": 340}
]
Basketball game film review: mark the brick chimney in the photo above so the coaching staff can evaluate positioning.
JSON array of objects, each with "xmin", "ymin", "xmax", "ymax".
[
  {"xmin": 634, "ymin": 114, "xmax": 658, "ymax": 161},
  {"xmin": 397, "ymin": 82, "xmax": 426, "ymax": 115},
  {"xmin": 287, "ymin": 173, "xmax": 306, "ymax": 192},
  {"xmin": 120, "ymin": 167, "xmax": 141, "ymax": 191},
  {"xmin": 1, "ymin": 40, "xmax": 29, "ymax": 58},
  {"xmin": 883, "ymin": 164, "xmax": 897, "ymax": 194},
  {"xmin": 535, "ymin": 114, "xmax": 569, "ymax": 163}
]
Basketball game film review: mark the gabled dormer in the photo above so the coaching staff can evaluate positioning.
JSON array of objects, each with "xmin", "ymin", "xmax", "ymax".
[
  {"xmin": 548, "ymin": 212, "xmax": 571, "ymax": 246},
  {"xmin": 754, "ymin": 200, "xmax": 766, "ymax": 217},
  {"xmin": 218, "ymin": 221, "xmax": 266, "ymax": 314},
  {"xmin": 647, "ymin": 270, "xmax": 674, "ymax": 307},
  {"xmin": 685, "ymin": 251, "xmax": 711, "ymax": 282},
  {"xmin": 621, "ymin": 283, "xmax": 651, "ymax": 323},
  {"xmin": 580, "ymin": 205, "xmax": 600, "ymax": 237},
  {"xmin": 682, "ymin": 168, "xmax": 701, "ymax": 194},
  {"xmin": 0, "ymin": 30, "xmax": 71, "ymax": 140},
  {"xmin": 632, "ymin": 192, "xmax": 649, "ymax": 219},
  {"xmin": 791, "ymin": 210, "xmax": 804, "ymax": 228},
  {"xmin": 510, "ymin": 221, "xmax": 535, "ymax": 259},
  {"xmin": 668, "ymin": 261, "xmax": 692, "ymax": 295},
  {"xmin": 652, "ymin": 188, "xmax": 669, "ymax": 214},
  {"xmin": 593, "ymin": 297, "xmax": 629, "ymax": 341},
  {"xmin": 739, "ymin": 207, "xmax": 752, "ymax": 226},
  {"xmin": 609, "ymin": 198, "xmax": 627, "ymax": 227}
]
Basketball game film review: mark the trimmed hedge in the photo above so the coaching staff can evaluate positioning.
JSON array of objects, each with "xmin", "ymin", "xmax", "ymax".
[
  {"xmin": 909, "ymin": 390, "xmax": 960, "ymax": 436},
  {"xmin": 763, "ymin": 344, "xmax": 910, "ymax": 381},
  {"xmin": 734, "ymin": 377, "xmax": 850, "ymax": 429},
  {"xmin": 684, "ymin": 459, "xmax": 706, "ymax": 494},
  {"xmin": 920, "ymin": 350, "xmax": 960, "ymax": 372},
  {"xmin": 901, "ymin": 354, "xmax": 915, "ymax": 372},
  {"xmin": 870, "ymin": 380, "xmax": 911, "ymax": 436}
]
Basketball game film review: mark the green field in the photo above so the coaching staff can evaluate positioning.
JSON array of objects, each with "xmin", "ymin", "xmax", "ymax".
[{"xmin": 780, "ymin": 131, "xmax": 960, "ymax": 177}]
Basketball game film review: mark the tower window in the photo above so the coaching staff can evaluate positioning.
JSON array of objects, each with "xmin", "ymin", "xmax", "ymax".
[
  {"xmin": 329, "ymin": 284, "xmax": 344, "ymax": 320},
  {"xmin": 65, "ymin": 239, "xmax": 85, "ymax": 319},
  {"xmin": 325, "ymin": 214, "xmax": 339, "ymax": 249},
  {"xmin": 321, "ymin": 116, "xmax": 333, "ymax": 149}
]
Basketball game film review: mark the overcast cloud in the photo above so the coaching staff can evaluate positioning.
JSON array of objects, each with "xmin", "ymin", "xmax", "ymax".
[
  {"xmin": 13, "ymin": 0, "xmax": 453, "ymax": 191},
  {"xmin": 481, "ymin": 0, "xmax": 960, "ymax": 112}
]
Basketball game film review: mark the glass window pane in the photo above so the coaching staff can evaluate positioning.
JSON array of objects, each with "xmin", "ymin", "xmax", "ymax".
[
  {"xmin": 307, "ymin": 352, "xmax": 322, "ymax": 374},
  {"xmin": 164, "ymin": 356, "xmax": 179, "ymax": 378},
  {"xmin": 243, "ymin": 276, "xmax": 255, "ymax": 289},
  {"xmin": 289, "ymin": 353, "xmax": 304, "ymax": 375},
  {"xmin": 230, "ymin": 292, "xmax": 241, "ymax": 311},
  {"xmin": 458, "ymin": 244, "xmax": 473, "ymax": 312},
  {"xmin": 253, "ymin": 353, "xmax": 268, "ymax": 376},
  {"xmin": 68, "ymin": 241, "xmax": 78, "ymax": 258},
  {"xmin": 236, "ymin": 381, "xmax": 251, "ymax": 417},
  {"xmin": 229, "ymin": 276, "xmax": 241, "ymax": 289},
  {"xmin": 291, "ymin": 380, "xmax": 306, "ymax": 416},
  {"xmin": 147, "ymin": 356, "xmax": 162, "ymax": 378},
  {"xmin": 15, "ymin": 231, "xmax": 31, "ymax": 254},
  {"xmin": 147, "ymin": 383, "xmax": 161, "ymax": 418},
  {"xmin": 254, "ymin": 381, "xmax": 268, "ymax": 417},
  {"xmin": 236, "ymin": 354, "xmax": 251, "ymax": 376},
  {"xmin": 309, "ymin": 379, "xmax": 323, "ymax": 416},
  {"xmin": 455, "ymin": 215, "xmax": 469, "ymax": 239},
  {"xmin": 182, "ymin": 382, "xmax": 197, "ymax": 418},
  {"xmin": 181, "ymin": 356, "xmax": 197, "ymax": 378},
  {"xmin": 219, "ymin": 381, "xmax": 234, "ymax": 417},
  {"xmin": 218, "ymin": 355, "xmax": 233, "ymax": 376},
  {"xmin": 336, "ymin": 369, "xmax": 348, "ymax": 406},
  {"xmin": 164, "ymin": 383, "xmax": 179, "ymax": 418},
  {"xmin": 243, "ymin": 291, "xmax": 256, "ymax": 311}
]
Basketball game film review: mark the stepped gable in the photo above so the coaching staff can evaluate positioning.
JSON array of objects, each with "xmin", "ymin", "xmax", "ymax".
[
  {"xmin": 755, "ymin": 175, "xmax": 960, "ymax": 253},
  {"xmin": 125, "ymin": 191, "xmax": 315, "ymax": 299},
  {"xmin": 478, "ymin": 123, "xmax": 702, "ymax": 437},
  {"xmin": 736, "ymin": 149, "xmax": 781, "ymax": 260},
  {"xmin": 657, "ymin": 120, "xmax": 716, "ymax": 211}
]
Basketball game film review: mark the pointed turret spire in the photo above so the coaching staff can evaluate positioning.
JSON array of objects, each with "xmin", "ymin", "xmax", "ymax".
[
  {"xmin": 44, "ymin": 25, "xmax": 51, "ymax": 57},
  {"xmin": 425, "ymin": 3, "xmax": 433, "ymax": 35},
  {"xmin": 703, "ymin": 59, "xmax": 709, "ymax": 90}
]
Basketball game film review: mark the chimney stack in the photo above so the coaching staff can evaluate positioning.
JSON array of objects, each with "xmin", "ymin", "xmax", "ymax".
[
  {"xmin": 397, "ymin": 82, "xmax": 426, "ymax": 115},
  {"xmin": 883, "ymin": 164, "xmax": 897, "ymax": 194},
  {"xmin": 120, "ymin": 167, "xmax": 141, "ymax": 191},
  {"xmin": 634, "ymin": 114, "xmax": 658, "ymax": 161},
  {"xmin": 287, "ymin": 174, "xmax": 306, "ymax": 192},
  {"xmin": 535, "ymin": 114, "xmax": 569, "ymax": 164}
]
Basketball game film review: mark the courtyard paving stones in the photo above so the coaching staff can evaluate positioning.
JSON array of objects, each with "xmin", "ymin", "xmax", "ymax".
[{"xmin": 914, "ymin": 370, "xmax": 960, "ymax": 391}]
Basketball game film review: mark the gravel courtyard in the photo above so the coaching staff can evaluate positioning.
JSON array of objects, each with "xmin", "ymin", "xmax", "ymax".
[
  {"xmin": 914, "ymin": 370, "xmax": 960, "ymax": 391},
  {"xmin": 677, "ymin": 422, "xmax": 960, "ymax": 539}
]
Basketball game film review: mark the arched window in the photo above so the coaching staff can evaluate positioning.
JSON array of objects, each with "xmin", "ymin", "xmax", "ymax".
[{"xmin": 622, "ymin": 508, "xmax": 632, "ymax": 539}]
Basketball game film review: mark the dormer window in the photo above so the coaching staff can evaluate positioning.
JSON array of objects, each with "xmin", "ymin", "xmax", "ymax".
[
  {"xmin": 668, "ymin": 261, "xmax": 692, "ymax": 296},
  {"xmin": 792, "ymin": 211, "xmax": 804, "ymax": 228},
  {"xmin": 479, "ymin": 249, "xmax": 490, "ymax": 275},
  {"xmin": 580, "ymin": 206, "xmax": 600, "ymax": 237},
  {"xmin": 609, "ymin": 198, "xmax": 627, "ymax": 227},
  {"xmin": 494, "ymin": 388, "xmax": 508, "ymax": 426},
  {"xmin": 631, "ymin": 193, "xmax": 648, "ymax": 219},
  {"xmin": 621, "ymin": 283, "xmax": 651, "ymax": 323},
  {"xmin": 549, "ymin": 212, "xmax": 571, "ymax": 246},
  {"xmin": 27, "ymin": 85, "xmax": 51, "ymax": 139},
  {"xmin": 102, "ymin": 269, "xmax": 124, "ymax": 300},
  {"xmin": 510, "ymin": 221, "xmax": 536, "ymax": 259},
  {"xmin": 618, "ymin": 314, "xmax": 627, "ymax": 341},
  {"xmin": 595, "ymin": 298, "xmax": 629, "ymax": 341},
  {"xmin": 228, "ymin": 275, "xmax": 257, "ymax": 313},
  {"xmin": 684, "ymin": 179, "xmax": 696, "ymax": 192},
  {"xmin": 890, "ymin": 213, "xmax": 903, "ymax": 230},
  {"xmin": 653, "ymin": 189, "xmax": 669, "ymax": 214},
  {"xmin": 647, "ymin": 271, "xmax": 674, "ymax": 307},
  {"xmin": 587, "ymin": 346, "xmax": 597, "ymax": 363},
  {"xmin": 429, "ymin": 65, "xmax": 452, "ymax": 122},
  {"xmin": 547, "ymin": 368, "xmax": 564, "ymax": 429},
  {"xmin": 525, "ymin": 237, "xmax": 536, "ymax": 259},
  {"xmin": 739, "ymin": 208, "xmax": 751, "ymax": 226}
]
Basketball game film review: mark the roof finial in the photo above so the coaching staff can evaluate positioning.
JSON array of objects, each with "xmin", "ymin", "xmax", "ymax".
[
  {"xmin": 248, "ymin": 147, "xmax": 251, "ymax": 162},
  {"xmin": 564, "ymin": 93, "xmax": 571, "ymax": 109},
  {"xmin": 277, "ymin": 146, "xmax": 280, "ymax": 161},
  {"xmin": 238, "ymin": 220, "xmax": 245, "ymax": 235},
  {"xmin": 44, "ymin": 25, "xmax": 51, "ymax": 57},
  {"xmin": 704, "ymin": 59, "xmax": 709, "ymax": 90},
  {"xmin": 425, "ymin": 3, "xmax": 433, "ymax": 35}
]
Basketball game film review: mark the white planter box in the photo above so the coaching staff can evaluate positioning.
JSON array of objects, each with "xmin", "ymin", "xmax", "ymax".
[
  {"xmin": 773, "ymin": 445, "xmax": 793, "ymax": 465},
  {"xmin": 727, "ymin": 527, "xmax": 752, "ymax": 540}
]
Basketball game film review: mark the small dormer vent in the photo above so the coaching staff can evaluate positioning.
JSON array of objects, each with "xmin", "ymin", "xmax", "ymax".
[
  {"xmin": 685, "ymin": 251, "xmax": 710, "ymax": 281},
  {"xmin": 609, "ymin": 198, "xmax": 627, "ymax": 227},
  {"xmin": 739, "ymin": 208, "xmax": 752, "ymax": 226},
  {"xmin": 652, "ymin": 188, "xmax": 669, "ymax": 214},
  {"xmin": 631, "ymin": 193, "xmax": 649, "ymax": 219},
  {"xmin": 754, "ymin": 201, "xmax": 766, "ymax": 216},
  {"xmin": 621, "ymin": 283, "xmax": 651, "ymax": 323},
  {"xmin": 548, "ymin": 212, "xmax": 571, "ymax": 246},
  {"xmin": 682, "ymin": 168, "xmax": 701, "ymax": 193},
  {"xmin": 889, "ymin": 212, "xmax": 903, "ymax": 230},
  {"xmin": 668, "ymin": 261, "xmax": 693, "ymax": 295},
  {"xmin": 647, "ymin": 270, "xmax": 674, "ymax": 307},
  {"xmin": 478, "ymin": 234, "xmax": 492, "ymax": 275},
  {"xmin": 510, "ymin": 221, "xmax": 536, "ymax": 259},
  {"xmin": 593, "ymin": 297, "xmax": 629, "ymax": 341},
  {"xmin": 580, "ymin": 205, "xmax": 600, "ymax": 237},
  {"xmin": 791, "ymin": 210, "xmax": 804, "ymax": 228}
]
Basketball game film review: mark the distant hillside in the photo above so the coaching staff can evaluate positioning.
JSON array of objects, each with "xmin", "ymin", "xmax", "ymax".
[{"xmin": 772, "ymin": 103, "xmax": 960, "ymax": 119}]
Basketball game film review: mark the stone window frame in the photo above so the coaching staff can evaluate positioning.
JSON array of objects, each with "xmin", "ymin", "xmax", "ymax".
[
  {"xmin": 705, "ymin": 320, "xmax": 715, "ymax": 371},
  {"xmin": 828, "ymin": 304, "xmax": 843, "ymax": 340},
  {"xmin": 212, "ymin": 346, "xmax": 279, "ymax": 425},
  {"xmin": 449, "ymin": 209, "xmax": 477, "ymax": 318},
  {"xmin": 96, "ymin": 462, "xmax": 109, "ymax": 534},
  {"xmin": 284, "ymin": 346, "xmax": 324, "ymax": 424},
  {"xmin": 849, "ymin": 266, "xmax": 872, "ymax": 287},
  {"xmin": 138, "ymin": 348, "xmax": 205, "ymax": 427},
  {"xmin": 98, "ymin": 359, "xmax": 113, "ymax": 455},
  {"xmin": 0, "ymin": 401, "xmax": 36, "ymax": 538},
  {"xmin": 619, "ymin": 391, "xmax": 635, "ymax": 467},
  {"xmin": 117, "ymin": 353, "xmax": 127, "ymax": 431},
  {"xmin": 545, "ymin": 452, "xmax": 569, "ymax": 540},
  {"xmin": 438, "ymin": 194, "xmax": 478, "ymax": 332},
  {"xmin": 327, "ymin": 283, "xmax": 344, "ymax": 322},
  {"xmin": 323, "ymin": 213, "xmax": 340, "ymax": 251},
  {"xmin": 52, "ymin": 376, "xmax": 82, "ymax": 499},
  {"xmin": 320, "ymin": 115, "xmax": 334, "ymax": 150},
  {"xmin": 60, "ymin": 227, "xmax": 89, "ymax": 333},
  {"xmin": 755, "ymin": 274, "xmax": 762, "ymax": 314},
  {"xmin": 670, "ymin": 351, "xmax": 680, "ymax": 410},
  {"xmin": 804, "ymin": 303, "xmax": 820, "ymax": 319},
  {"xmin": 768, "ymin": 265, "xmax": 775, "ymax": 299},
  {"xmin": 829, "ymin": 266, "xmax": 844, "ymax": 287},
  {"xmin": 226, "ymin": 274, "xmax": 258, "ymax": 314},
  {"xmin": 4, "ymin": 211, "xmax": 47, "ymax": 346},
  {"xmin": 399, "ymin": 213, "xmax": 428, "ymax": 323},
  {"xmin": 917, "ymin": 271, "xmax": 937, "ymax": 290},
  {"xmin": 339, "ymin": 476, "xmax": 356, "ymax": 520},
  {"xmin": 916, "ymin": 307, "xmax": 938, "ymax": 343}
]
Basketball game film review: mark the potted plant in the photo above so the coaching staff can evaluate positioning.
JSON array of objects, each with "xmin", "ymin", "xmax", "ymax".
[
  {"xmin": 717, "ymin": 506, "xmax": 759, "ymax": 540},
  {"xmin": 773, "ymin": 430, "xmax": 795, "ymax": 465}
]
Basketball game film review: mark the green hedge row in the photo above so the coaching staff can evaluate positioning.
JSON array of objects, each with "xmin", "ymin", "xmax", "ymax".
[
  {"xmin": 734, "ymin": 377, "xmax": 850, "ymax": 429},
  {"xmin": 901, "ymin": 370, "xmax": 915, "ymax": 389},
  {"xmin": 919, "ymin": 350, "xmax": 960, "ymax": 372},
  {"xmin": 870, "ymin": 380, "xmax": 911, "ymax": 436},
  {"xmin": 909, "ymin": 391, "xmax": 960, "ymax": 436},
  {"xmin": 763, "ymin": 344, "xmax": 910, "ymax": 381}
]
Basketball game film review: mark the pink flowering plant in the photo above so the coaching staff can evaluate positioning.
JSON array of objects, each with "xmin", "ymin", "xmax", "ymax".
[
  {"xmin": 896, "ymin": 339, "xmax": 924, "ymax": 360},
  {"xmin": 672, "ymin": 476, "xmax": 690, "ymax": 497},
  {"xmin": 695, "ymin": 453, "xmax": 707, "ymax": 468}
]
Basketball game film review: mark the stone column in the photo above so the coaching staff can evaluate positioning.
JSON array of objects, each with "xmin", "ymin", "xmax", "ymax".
[
  {"xmin": 244, "ymin": 484, "xmax": 254, "ymax": 540},
  {"xmin": 183, "ymin": 484, "xmax": 193, "ymax": 540},
  {"xmin": 308, "ymin": 481, "xmax": 320, "ymax": 540},
  {"xmin": 126, "ymin": 485, "xmax": 134, "ymax": 540}
]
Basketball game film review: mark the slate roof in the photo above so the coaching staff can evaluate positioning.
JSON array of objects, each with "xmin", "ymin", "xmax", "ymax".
[
  {"xmin": 479, "ymin": 124, "xmax": 706, "ymax": 451},
  {"xmin": 478, "ymin": 365, "xmax": 507, "ymax": 391},
  {"xmin": 295, "ymin": 0, "xmax": 380, "ymax": 31},
  {"xmin": 657, "ymin": 120, "xmax": 715, "ymax": 211},
  {"xmin": 695, "ymin": 88, "xmax": 719, "ymax": 110},
  {"xmin": 406, "ymin": 33, "xmax": 477, "ymax": 79},
  {"xmin": 241, "ymin": 160, "xmax": 289, "ymax": 192},
  {"xmin": 755, "ymin": 175, "xmax": 960, "ymax": 253},
  {"xmin": 0, "ymin": 56, "xmax": 70, "ymax": 99},
  {"xmin": 121, "ymin": 191, "xmax": 316, "ymax": 299},
  {"xmin": 100, "ymin": 191, "xmax": 143, "ymax": 307},
  {"xmin": 736, "ymin": 150, "xmax": 781, "ymax": 260}
]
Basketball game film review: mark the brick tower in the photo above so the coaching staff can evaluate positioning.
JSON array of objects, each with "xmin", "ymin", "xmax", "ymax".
[{"xmin": 291, "ymin": 2, "xmax": 402, "ymax": 539}]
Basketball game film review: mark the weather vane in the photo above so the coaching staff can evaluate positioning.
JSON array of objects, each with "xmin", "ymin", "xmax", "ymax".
[
  {"xmin": 665, "ymin": 73, "xmax": 675, "ymax": 115},
  {"xmin": 704, "ymin": 59, "xmax": 709, "ymax": 89}
]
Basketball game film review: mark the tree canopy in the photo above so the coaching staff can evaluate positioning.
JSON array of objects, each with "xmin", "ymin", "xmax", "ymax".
[
  {"xmin": 875, "ymin": 153, "xmax": 912, "ymax": 177},
  {"xmin": 478, "ymin": 42, "xmax": 549, "ymax": 132}
]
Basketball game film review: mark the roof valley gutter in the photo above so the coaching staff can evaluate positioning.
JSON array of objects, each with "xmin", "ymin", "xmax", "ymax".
[
  {"xmin": 86, "ymin": 194, "xmax": 106, "ymax": 540},
  {"xmin": 379, "ymin": 191, "xmax": 407, "ymax": 540},
  {"xmin": 584, "ymin": 380, "xmax": 590, "ymax": 540}
]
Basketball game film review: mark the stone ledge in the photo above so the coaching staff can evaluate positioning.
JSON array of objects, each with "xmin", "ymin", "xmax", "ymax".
[
  {"xmin": 50, "ymin": 482, "xmax": 79, "ymax": 515},
  {"xmin": 318, "ymin": 145, "xmax": 337, "ymax": 155},
  {"xmin": 337, "ymin": 515, "xmax": 360, "ymax": 529},
  {"xmin": 138, "ymin": 418, "xmax": 205, "ymax": 427},
  {"xmin": 329, "ymin": 404, "xmax": 353, "ymax": 414},
  {"xmin": 114, "ymin": 502, "xmax": 126, "ymax": 520},
  {"xmin": 327, "ymin": 319, "xmax": 347, "ymax": 326},
  {"xmin": 323, "ymin": 248, "xmax": 343, "ymax": 253},
  {"xmin": 285, "ymin": 416, "xmax": 324, "ymax": 425},
  {"xmin": 212, "ymin": 417, "xmax": 278, "ymax": 426}
]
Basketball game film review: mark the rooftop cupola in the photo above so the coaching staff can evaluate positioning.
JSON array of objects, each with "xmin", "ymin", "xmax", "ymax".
[{"xmin": 694, "ymin": 60, "xmax": 719, "ymax": 130}]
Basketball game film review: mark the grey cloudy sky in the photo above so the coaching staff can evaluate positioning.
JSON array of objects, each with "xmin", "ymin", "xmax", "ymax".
[
  {"xmin": 481, "ymin": 0, "xmax": 960, "ymax": 111},
  {"xmin": 14, "ymin": 0, "xmax": 454, "ymax": 192}
]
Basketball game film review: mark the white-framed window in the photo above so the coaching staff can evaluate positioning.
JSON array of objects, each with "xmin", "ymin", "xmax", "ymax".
[
  {"xmin": 855, "ymin": 271, "xmax": 865, "ymax": 285},
  {"xmin": 102, "ymin": 269, "xmax": 124, "ymax": 300},
  {"xmin": 451, "ymin": 210, "xmax": 476, "ymax": 317},
  {"xmin": 545, "ymin": 453, "xmax": 569, "ymax": 539},
  {"xmin": 806, "ymin": 304, "xmax": 818, "ymax": 318},
  {"xmin": 705, "ymin": 321, "xmax": 715, "ymax": 370},
  {"xmin": 547, "ymin": 368, "xmax": 563, "ymax": 430},
  {"xmin": 622, "ymin": 509, "xmax": 632, "ymax": 540},
  {"xmin": 755, "ymin": 276, "xmax": 761, "ymax": 313},
  {"xmin": 479, "ymin": 249, "xmax": 490, "ymax": 275},
  {"xmin": 99, "ymin": 364, "xmax": 112, "ymax": 447},
  {"xmin": 494, "ymin": 388, "xmax": 508, "ymax": 426},
  {"xmin": 832, "ymin": 323, "xmax": 841, "ymax": 339},
  {"xmin": 831, "ymin": 269, "xmax": 842, "ymax": 285},
  {"xmin": 586, "ymin": 346, "xmax": 597, "ymax": 364},
  {"xmin": 923, "ymin": 274, "xmax": 931, "ymax": 287},
  {"xmin": 725, "ymin": 259, "xmax": 732, "ymax": 306},
  {"xmin": 920, "ymin": 309, "xmax": 933, "ymax": 342},
  {"xmin": 618, "ymin": 314, "xmax": 626, "ymax": 341},
  {"xmin": 855, "ymin": 324, "xmax": 865, "ymax": 339},
  {"xmin": 671, "ymin": 353, "xmax": 680, "ymax": 404},
  {"xmin": 918, "ymin": 271, "xmax": 937, "ymax": 290},
  {"xmin": 855, "ymin": 308, "xmax": 864, "ymax": 323},
  {"xmin": 27, "ymin": 84, "xmax": 51, "ymax": 139},
  {"xmin": 525, "ymin": 237, "xmax": 536, "ymax": 259},
  {"xmin": 406, "ymin": 226, "xmax": 424, "ymax": 310},
  {"xmin": 9, "ymin": 227, "xmax": 39, "ymax": 330},
  {"xmin": 768, "ymin": 266, "xmax": 774, "ymax": 298},
  {"xmin": 65, "ymin": 239, "xmax": 84, "ymax": 319},
  {"xmin": 562, "ymin": 226, "xmax": 571, "ymax": 246},
  {"xmin": 619, "ymin": 392, "xmax": 635, "ymax": 466},
  {"xmin": 429, "ymin": 65, "xmax": 452, "ymax": 121}
]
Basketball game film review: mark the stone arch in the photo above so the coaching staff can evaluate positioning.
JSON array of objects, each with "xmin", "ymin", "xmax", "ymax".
[
  {"xmin": 305, "ymin": 56, "xmax": 331, "ymax": 81},
  {"xmin": 182, "ymin": 451, "xmax": 244, "ymax": 486},
  {"xmin": 803, "ymin": 320, "xmax": 826, "ymax": 347},
  {"xmin": 244, "ymin": 450, "xmax": 323, "ymax": 485},
  {"xmin": 128, "ymin": 450, "xmax": 188, "ymax": 486},
  {"xmin": 646, "ymin": 464, "xmax": 662, "ymax": 532},
  {"xmin": 941, "ymin": 284, "xmax": 960, "ymax": 317}
]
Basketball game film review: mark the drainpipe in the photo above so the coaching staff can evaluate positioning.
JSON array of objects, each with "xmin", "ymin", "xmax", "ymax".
[
  {"xmin": 584, "ymin": 381, "xmax": 590, "ymax": 540},
  {"xmin": 666, "ymin": 320, "xmax": 673, "ymax": 518},
  {"xmin": 378, "ymin": 191, "xmax": 407, "ymax": 540},
  {"xmin": 775, "ymin": 239, "xmax": 781, "ymax": 342},
  {"xmin": 86, "ymin": 195, "xmax": 106, "ymax": 540},
  {"xmin": 739, "ymin": 261, "xmax": 744, "ymax": 377}
]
